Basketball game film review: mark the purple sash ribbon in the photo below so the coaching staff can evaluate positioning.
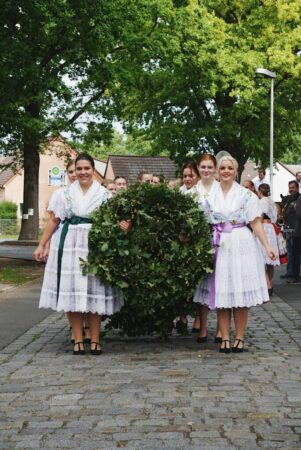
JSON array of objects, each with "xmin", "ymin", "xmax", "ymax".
[{"xmin": 209, "ymin": 222, "xmax": 246, "ymax": 310}]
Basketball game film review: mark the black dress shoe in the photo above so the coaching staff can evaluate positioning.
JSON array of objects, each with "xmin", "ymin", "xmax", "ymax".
[{"xmin": 197, "ymin": 335, "xmax": 207, "ymax": 343}]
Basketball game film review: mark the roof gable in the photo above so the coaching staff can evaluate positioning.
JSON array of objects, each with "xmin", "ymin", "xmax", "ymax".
[
  {"xmin": 105, "ymin": 155, "xmax": 177, "ymax": 184},
  {"xmin": 0, "ymin": 157, "xmax": 23, "ymax": 188}
]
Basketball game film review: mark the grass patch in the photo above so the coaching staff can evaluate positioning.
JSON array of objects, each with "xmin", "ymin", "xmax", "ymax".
[
  {"xmin": 0, "ymin": 267, "xmax": 37, "ymax": 284},
  {"xmin": 0, "ymin": 262, "xmax": 44, "ymax": 285},
  {"xmin": 0, "ymin": 234, "xmax": 18, "ymax": 240}
]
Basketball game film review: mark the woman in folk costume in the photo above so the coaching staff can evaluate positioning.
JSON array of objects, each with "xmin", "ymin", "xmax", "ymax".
[
  {"xmin": 257, "ymin": 183, "xmax": 280, "ymax": 296},
  {"xmin": 194, "ymin": 154, "xmax": 221, "ymax": 343},
  {"xmin": 193, "ymin": 156, "xmax": 276, "ymax": 353},
  {"xmin": 176, "ymin": 162, "xmax": 200, "ymax": 334},
  {"xmin": 35, "ymin": 153, "xmax": 124, "ymax": 355},
  {"xmin": 42, "ymin": 160, "xmax": 87, "ymax": 345},
  {"xmin": 179, "ymin": 161, "xmax": 200, "ymax": 197}
]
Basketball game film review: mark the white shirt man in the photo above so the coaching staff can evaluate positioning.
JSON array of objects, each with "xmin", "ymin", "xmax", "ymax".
[{"xmin": 252, "ymin": 169, "xmax": 269, "ymax": 192}]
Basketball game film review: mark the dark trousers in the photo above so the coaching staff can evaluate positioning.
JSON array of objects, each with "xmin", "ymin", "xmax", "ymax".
[{"xmin": 292, "ymin": 237, "xmax": 301, "ymax": 280}]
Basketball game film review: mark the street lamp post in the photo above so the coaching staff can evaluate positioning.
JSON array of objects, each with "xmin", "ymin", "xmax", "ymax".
[{"xmin": 255, "ymin": 68, "xmax": 276, "ymax": 197}]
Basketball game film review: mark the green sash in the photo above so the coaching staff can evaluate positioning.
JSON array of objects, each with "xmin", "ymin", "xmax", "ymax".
[{"xmin": 57, "ymin": 216, "xmax": 92, "ymax": 302}]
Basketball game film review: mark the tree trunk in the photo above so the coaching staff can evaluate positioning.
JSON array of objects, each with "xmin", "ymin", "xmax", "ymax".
[{"xmin": 18, "ymin": 142, "xmax": 40, "ymax": 240}]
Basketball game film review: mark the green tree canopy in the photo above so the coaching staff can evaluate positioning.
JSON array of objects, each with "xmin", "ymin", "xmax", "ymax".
[
  {"xmin": 118, "ymin": 0, "xmax": 301, "ymax": 168},
  {"xmin": 71, "ymin": 129, "xmax": 169, "ymax": 161}
]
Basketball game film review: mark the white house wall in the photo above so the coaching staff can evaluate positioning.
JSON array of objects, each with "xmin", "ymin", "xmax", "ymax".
[{"xmin": 265, "ymin": 163, "xmax": 295, "ymax": 202}]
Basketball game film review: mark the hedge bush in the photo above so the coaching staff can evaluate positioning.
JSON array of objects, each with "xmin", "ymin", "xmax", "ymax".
[
  {"xmin": 0, "ymin": 201, "xmax": 17, "ymax": 219},
  {"xmin": 85, "ymin": 183, "xmax": 213, "ymax": 337}
]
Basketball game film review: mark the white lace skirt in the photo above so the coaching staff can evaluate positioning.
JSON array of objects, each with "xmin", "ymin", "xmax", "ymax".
[
  {"xmin": 257, "ymin": 223, "xmax": 280, "ymax": 266},
  {"xmin": 193, "ymin": 226, "xmax": 269, "ymax": 309},
  {"xmin": 39, "ymin": 223, "xmax": 124, "ymax": 314}
]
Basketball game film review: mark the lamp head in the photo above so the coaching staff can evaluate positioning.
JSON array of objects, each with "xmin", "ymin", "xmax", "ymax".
[{"xmin": 255, "ymin": 68, "xmax": 276, "ymax": 79}]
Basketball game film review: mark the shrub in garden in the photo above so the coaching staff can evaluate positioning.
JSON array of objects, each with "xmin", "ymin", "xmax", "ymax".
[
  {"xmin": 0, "ymin": 201, "xmax": 17, "ymax": 219},
  {"xmin": 85, "ymin": 183, "xmax": 213, "ymax": 337}
]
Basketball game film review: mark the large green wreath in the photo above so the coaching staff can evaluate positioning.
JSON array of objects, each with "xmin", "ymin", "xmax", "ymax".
[{"xmin": 86, "ymin": 183, "xmax": 213, "ymax": 337}]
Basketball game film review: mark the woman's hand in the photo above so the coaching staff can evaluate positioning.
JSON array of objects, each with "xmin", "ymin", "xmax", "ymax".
[
  {"xmin": 34, "ymin": 244, "xmax": 45, "ymax": 262},
  {"xmin": 43, "ymin": 241, "xmax": 51, "ymax": 262},
  {"xmin": 265, "ymin": 245, "xmax": 277, "ymax": 261},
  {"xmin": 120, "ymin": 220, "xmax": 132, "ymax": 232}
]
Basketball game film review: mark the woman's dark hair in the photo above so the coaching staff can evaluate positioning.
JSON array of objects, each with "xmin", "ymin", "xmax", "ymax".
[
  {"xmin": 66, "ymin": 160, "xmax": 75, "ymax": 170},
  {"xmin": 181, "ymin": 162, "xmax": 200, "ymax": 178},
  {"xmin": 75, "ymin": 153, "xmax": 95, "ymax": 169},
  {"xmin": 258, "ymin": 183, "xmax": 271, "ymax": 197}
]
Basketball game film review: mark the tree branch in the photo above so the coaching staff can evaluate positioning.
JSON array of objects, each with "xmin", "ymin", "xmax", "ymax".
[
  {"xmin": 43, "ymin": 87, "xmax": 107, "ymax": 136},
  {"xmin": 67, "ymin": 88, "xmax": 106, "ymax": 126}
]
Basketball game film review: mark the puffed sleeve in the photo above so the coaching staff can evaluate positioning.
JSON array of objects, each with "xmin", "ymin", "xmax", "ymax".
[
  {"xmin": 47, "ymin": 189, "xmax": 61, "ymax": 213},
  {"xmin": 244, "ymin": 190, "xmax": 263, "ymax": 224},
  {"xmin": 47, "ymin": 188, "xmax": 68, "ymax": 220}
]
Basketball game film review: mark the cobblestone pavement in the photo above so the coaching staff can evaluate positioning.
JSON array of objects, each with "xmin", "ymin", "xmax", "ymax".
[{"xmin": 0, "ymin": 295, "xmax": 300, "ymax": 450}]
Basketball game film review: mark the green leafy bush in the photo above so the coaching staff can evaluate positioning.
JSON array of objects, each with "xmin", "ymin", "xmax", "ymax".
[
  {"xmin": 0, "ymin": 201, "xmax": 17, "ymax": 219},
  {"xmin": 86, "ymin": 183, "xmax": 213, "ymax": 337}
]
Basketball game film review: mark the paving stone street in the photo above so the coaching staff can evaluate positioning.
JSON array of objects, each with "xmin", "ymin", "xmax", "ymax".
[{"xmin": 0, "ymin": 290, "xmax": 300, "ymax": 449}]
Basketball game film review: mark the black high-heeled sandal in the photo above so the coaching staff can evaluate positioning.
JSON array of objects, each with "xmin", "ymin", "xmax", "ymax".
[
  {"xmin": 232, "ymin": 338, "xmax": 244, "ymax": 353},
  {"xmin": 73, "ymin": 342, "xmax": 85, "ymax": 355},
  {"xmin": 197, "ymin": 335, "xmax": 207, "ymax": 343},
  {"xmin": 219, "ymin": 340, "xmax": 231, "ymax": 354},
  {"xmin": 90, "ymin": 342, "xmax": 102, "ymax": 355},
  {"xmin": 214, "ymin": 336, "xmax": 222, "ymax": 344}
]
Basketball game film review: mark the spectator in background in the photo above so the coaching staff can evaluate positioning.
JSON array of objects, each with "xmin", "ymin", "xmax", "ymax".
[
  {"xmin": 243, "ymin": 180, "xmax": 256, "ymax": 193},
  {"xmin": 287, "ymin": 184, "xmax": 301, "ymax": 284},
  {"xmin": 107, "ymin": 182, "xmax": 117, "ymax": 197},
  {"xmin": 151, "ymin": 174, "xmax": 165, "ymax": 185},
  {"xmin": 137, "ymin": 171, "xmax": 153, "ymax": 184},
  {"xmin": 176, "ymin": 161, "xmax": 200, "ymax": 334},
  {"xmin": 168, "ymin": 179, "xmax": 181, "ymax": 189},
  {"xmin": 252, "ymin": 168, "xmax": 269, "ymax": 192},
  {"xmin": 179, "ymin": 162, "xmax": 199, "ymax": 196},
  {"xmin": 114, "ymin": 176, "xmax": 128, "ymax": 190},
  {"xmin": 281, "ymin": 180, "xmax": 300, "ymax": 279},
  {"xmin": 257, "ymin": 183, "xmax": 280, "ymax": 296},
  {"xmin": 296, "ymin": 171, "xmax": 301, "ymax": 193}
]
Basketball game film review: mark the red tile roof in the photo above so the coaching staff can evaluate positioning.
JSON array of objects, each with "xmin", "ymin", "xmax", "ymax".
[
  {"xmin": 0, "ymin": 157, "xmax": 22, "ymax": 188},
  {"xmin": 105, "ymin": 155, "xmax": 177, "ymax": 184}
]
